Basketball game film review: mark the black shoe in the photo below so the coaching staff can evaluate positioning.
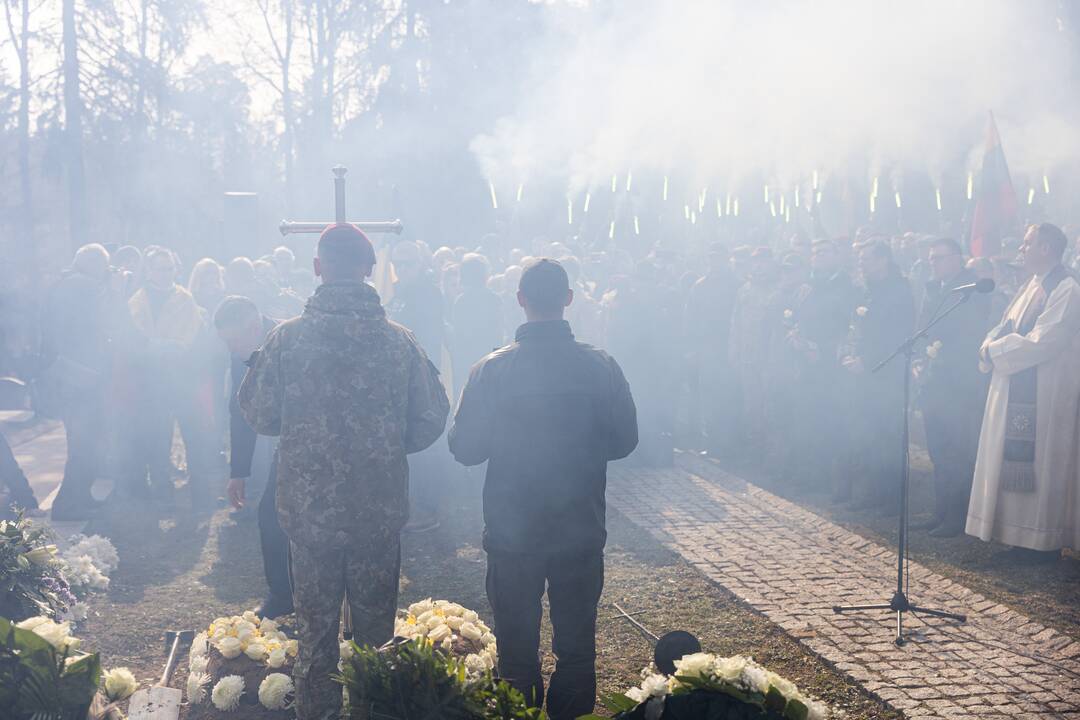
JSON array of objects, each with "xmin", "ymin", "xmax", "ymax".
[{"xmin": 256, "ymin": 595, "xmax": 295, "ymax": 619}]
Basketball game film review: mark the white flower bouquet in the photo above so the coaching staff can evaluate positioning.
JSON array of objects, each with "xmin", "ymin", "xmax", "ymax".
[
  {"xmin": 392, "ymin": 598, "xmax": 498, "ymax": 677},
  {"xmin": 607, "ymin": 653, "xmax": 829, "ymax": 720},
  {"xmin": 186, "ymin": 610, "xmax": 299, "ymax": 712}
]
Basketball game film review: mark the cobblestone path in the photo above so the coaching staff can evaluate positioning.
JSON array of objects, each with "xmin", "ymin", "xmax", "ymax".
[{"xmin": 609, "ymin": 453, "xmax": 1080, "ymax": 719}]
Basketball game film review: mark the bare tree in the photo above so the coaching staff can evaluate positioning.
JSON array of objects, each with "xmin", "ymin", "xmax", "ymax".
[{"xmin": 3, "ymin": 0, "xmax": 40, "ymax": 254}]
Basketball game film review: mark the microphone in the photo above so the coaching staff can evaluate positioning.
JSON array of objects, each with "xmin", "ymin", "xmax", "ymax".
[{"xmin": 949, "ymin": 278, "xmax": 995, "ymax": 294}]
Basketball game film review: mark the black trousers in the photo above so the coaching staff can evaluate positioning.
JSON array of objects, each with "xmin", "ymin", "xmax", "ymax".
[
  {"xmin": 0, "ymin": 431, "xmax": 36, "ymax": 511},
  {"xmin": 486, "ymin": 548, "xmax": 604, "ymax": 720},
  {"xmin": 923, "ymin": 401, "xmax": 980, "ymax": 526},
  {"xmin": 258, "ymin": 458, "xmax": 291, "ymax": 602},
  {"xmin": 53, "ymin": 394, "xmax": 104, "ymax": 512}
]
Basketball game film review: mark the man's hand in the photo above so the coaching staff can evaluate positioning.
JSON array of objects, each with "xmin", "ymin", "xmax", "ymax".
[{"xmin": 227, "ymin": 477, "xmax": 247, "ymax": 509}]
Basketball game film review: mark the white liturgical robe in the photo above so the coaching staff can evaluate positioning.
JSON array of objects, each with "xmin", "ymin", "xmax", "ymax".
[{"xmin": 966, "ymin": 269, "xmax": 1080, "ymax": 551}]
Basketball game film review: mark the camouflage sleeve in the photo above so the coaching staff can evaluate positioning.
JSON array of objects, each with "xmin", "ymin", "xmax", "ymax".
[
  {"xmin": 447, "ymin": 360, "xmax": 493, "ymax": 466},
  {"xmin": 237, "ymin": 326, "xmax": 284, "ymax": 437},
  {"xmin": 404, "ymin": 340, "xmax": 450, "ymax": 454},
  {"xmin": 606, "ymin": 356, "xmax": 639, "ymax": 461}
]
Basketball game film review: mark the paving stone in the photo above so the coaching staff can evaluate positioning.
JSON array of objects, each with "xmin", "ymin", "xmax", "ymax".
[{"xmin": 608, "ymin": 454, "xmax": 1080, "ymax": 720}]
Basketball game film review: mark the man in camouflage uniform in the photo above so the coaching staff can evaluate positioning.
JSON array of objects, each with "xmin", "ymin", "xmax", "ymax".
[{"xmin": 239, "ymin": 224, "xmax": 449, "ymax": 720}]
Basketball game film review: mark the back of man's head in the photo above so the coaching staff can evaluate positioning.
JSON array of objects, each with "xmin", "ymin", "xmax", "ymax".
[
  {"xmin": 72, "ymin": 243, "xmax": 110, "ymax": 279},
  {"xmin": 316, "ymin": 224, "xmax": 376, "ymax": 282},
  {"xmin": 518, "ymin": 258, "xmax": 571, "ymax": 317},
  {"xmin": 214, "ymin": 295, "xmax": 260, "ymax": 334}
]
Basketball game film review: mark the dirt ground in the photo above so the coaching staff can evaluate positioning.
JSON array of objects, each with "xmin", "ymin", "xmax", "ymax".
[{"xmin": 72, "ymin": 464, "xmax": 898, "ymax": 719}]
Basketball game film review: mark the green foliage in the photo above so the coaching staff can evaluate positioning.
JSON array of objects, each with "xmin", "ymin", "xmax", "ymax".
[
  {"xmin": 0, "ymin": 616, "xmax": 101, "ymax": 720},
  {"xmin": 335, "ymin": 638, "xmax": 547, "ymax": 720},
  {"xmin": 0, "ymin": 514, "xmax": 75, "ymax": 621}
]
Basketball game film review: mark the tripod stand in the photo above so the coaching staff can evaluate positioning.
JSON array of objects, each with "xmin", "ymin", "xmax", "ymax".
[{"xmin": 832, "ymin": 290, "xmax": 972, "ymax": 645}]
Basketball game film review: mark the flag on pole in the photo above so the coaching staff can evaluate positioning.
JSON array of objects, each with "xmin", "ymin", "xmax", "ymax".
[{"xmin": 969, "ymin": 112, "xmax": 1019, "ymax": 257}]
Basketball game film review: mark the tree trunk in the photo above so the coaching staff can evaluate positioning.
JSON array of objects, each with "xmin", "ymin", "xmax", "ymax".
[
  {"xmin": 17, "ymin": 0, "xmax": 32, "ymax": 251},
  {"xmin": 62, "ymin": 0, "xmax": 86, "ymax": 250}
]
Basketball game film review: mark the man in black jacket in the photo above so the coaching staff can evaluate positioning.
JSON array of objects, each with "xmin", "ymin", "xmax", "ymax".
[
  {"xmin": 449, "ymin": 258, "xmax": 638, "ymax": 720},
  {"xmin": 915, "ymin": 238, "xmax": 990, "ymax": 536},
  {"xmin": 214, "ymin": 296, "xmax": 292, "ymax": 618}
]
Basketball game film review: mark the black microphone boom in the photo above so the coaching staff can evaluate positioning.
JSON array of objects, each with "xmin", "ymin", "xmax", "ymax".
[{"xmin": 950, "ymin": 278, "xmax": 996, "ymax": 294}]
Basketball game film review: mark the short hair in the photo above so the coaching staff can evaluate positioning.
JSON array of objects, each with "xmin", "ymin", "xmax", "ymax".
[
  {"xmin": 460, "ymin": 253, "xmax": 490, "ymax": 289},
  {"xmin": 860, "ymin": 239, "xmax": 893, "ymax": 262},
  {"xmin": 72, "ymin": 243, "xmax": 110, "ymax": 275},
  {"xmin": 1034, "ymin": 223, "xmax": 1069, "ymax": 259},
  {"xmin": 144, "ymin": 245, "xmax": 176, "ymax": 267},
  {"xmin": 214, "ymin": 295, "xmax": 260, "ymax": 331},
  {"xmin": 273, "ymin": 246, "xmax": 295, "ymax": 263},
  {"xmin": 518, "ymin": 258, "xmax": 570, "ymax": 313},
  {"xmin": 317, "ymin": 224, "xmax": 376, "ymax": 276},
  {"xmin": 930, "ymin": 237, "xmax": 964, "ymax": 256}
]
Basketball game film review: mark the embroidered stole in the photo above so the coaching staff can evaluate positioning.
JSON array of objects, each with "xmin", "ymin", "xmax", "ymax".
[{"xmin": 998, "ymin": 266, "xmax": 1070, "ymax": 492}]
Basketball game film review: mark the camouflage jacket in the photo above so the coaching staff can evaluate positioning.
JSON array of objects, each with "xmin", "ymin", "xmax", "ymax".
[{"xmin": 238, "ymin": 281, "xmax": 449, "ymax": 548}]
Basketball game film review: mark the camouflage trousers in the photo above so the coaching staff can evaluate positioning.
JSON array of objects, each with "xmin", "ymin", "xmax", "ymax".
[{"xmin": 290, "ymin": 530, "xmax": 401, "ymax": 720}]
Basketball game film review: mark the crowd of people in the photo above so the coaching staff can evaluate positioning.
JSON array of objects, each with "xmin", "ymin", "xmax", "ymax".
[{"xmin": 1, "ymin": 216, "xmax": 1079, "ymax": 719}]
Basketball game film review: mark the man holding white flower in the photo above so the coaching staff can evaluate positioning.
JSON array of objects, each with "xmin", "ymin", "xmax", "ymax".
[{"xmin": 449, "ymin": 257, "xmax": 638, "ymax": 720}]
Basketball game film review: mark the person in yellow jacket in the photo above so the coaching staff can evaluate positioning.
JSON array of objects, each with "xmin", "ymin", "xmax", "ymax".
[{"xmin": 123, "ymin": 246, "xmax": 204, "ymax": 508}]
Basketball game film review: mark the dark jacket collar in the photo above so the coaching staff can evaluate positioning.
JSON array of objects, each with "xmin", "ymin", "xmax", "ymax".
[{"xmin": 515, "ymin": 319, "xmax": 574, "ymax": 343}]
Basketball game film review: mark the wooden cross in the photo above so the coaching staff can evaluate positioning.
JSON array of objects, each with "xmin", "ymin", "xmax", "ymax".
[{"xmin": 278, "ymin": 166, "xmax": 403, "ymax": 237}]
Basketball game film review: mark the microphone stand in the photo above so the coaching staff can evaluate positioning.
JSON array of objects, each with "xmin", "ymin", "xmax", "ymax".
[{"xmin": 832, "ymin": 288, "xmax": 974, "ymax": 645}]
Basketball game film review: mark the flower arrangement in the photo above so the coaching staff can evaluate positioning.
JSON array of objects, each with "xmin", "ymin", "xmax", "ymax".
[
  {"xmin": 926, "ymin": 340, "xmax": 943, "ymax": 359},
  {"xmin": 392, "ymin": 598, "xmax": 498, "ymax": 677},
  {"xmin": 596, "ymin": 653, "xmax": 829, "ymax": 720},
  {"xmin": 0, "ymin": 514, "xmax": 77, "ymax": 621},
  {"xmin": 186, "ymin": 610, "xmax": 299, "ymax": 713},
  {"xmin": 336, "ymin": 638, "xmax": 544, "ymax": 720},
  {"xmin": 1, "ymin": 615, "xmax": 136, "ymax": 720}
]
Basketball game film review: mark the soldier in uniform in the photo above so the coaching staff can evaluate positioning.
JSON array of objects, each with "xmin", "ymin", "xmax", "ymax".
[
  {"xmin": 449, "ymin": 258, "xmax": 638, "ymax": 720},
  {"xmin": 238, "ymin": 223, "xmax": 449, "ymax": 720}
]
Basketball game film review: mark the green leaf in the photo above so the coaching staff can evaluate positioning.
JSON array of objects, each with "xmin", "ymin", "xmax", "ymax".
[
  {"xmin": 599, "ymin": 692, "xmax": 640, "ymax": 713},
  {"xmin": 765, "ymin": 686, "xmax": 787, "ymax": 712},
  {"xmin": 784, "ymin": 697, "xmax": 809, "ymax": 720}
]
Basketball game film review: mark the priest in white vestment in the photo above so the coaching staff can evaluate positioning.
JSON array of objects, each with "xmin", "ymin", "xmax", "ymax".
[{"xmin": 967, "ymin": 223, "xmax": 1080, "ymax": 553}]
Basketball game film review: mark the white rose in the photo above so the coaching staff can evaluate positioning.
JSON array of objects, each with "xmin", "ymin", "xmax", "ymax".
[
  {"xmin": 16, "ymin": 616, "xmax": 49, "ymax": 631},
  {"xmin": 641, "ymin": 673, "xmax": 669, "ymax": 698},
  {"xmin": 855, "ymin": 305, "xmax": 869, "ymax": 317},
  {"xmin": 258, "ymin": 673, "xmax": 294, "ymax": 710},
  {"xmin": 31, "ymin": 620, "xmax": 79, "ymax": 652},
  {"xmin": 339, "ymin": 641, "xmax": 355, "ymax": 660},
  {"xmin": 459, "ymin": 622, "xmax": 482, "ymax": 642},
  {"xmin": 211, "ymin": 675, "xmax": 245, "ymax": 711},
  {"xmin": 189, "ymin": 654, "xmax": 210, "ymax": 675},
  {"xmin": 259, "ymin": 618, "xmax": 278, "ymax": 634},
  {"xmin": 242, "ymin": 610, "xmax": 258, "ymax": 623},
  {"xmin": 463, "ymin": 610, "xmax": 479, "ymax": 624},
  {"xmin": 409, "ymin": 598, "xmax": 434, "ymax": 615},
  {"xmin": 464, "ymin": 653, "xmax": 487, "ymax": 676},
  {"xmin": 428, "ymin": 624, "xmax": 452, "ymax": 643},
  {"xmin": 103, "ymin": 667, "xmax": 138, "ymax": 700},
  {"xmin": 743, "ymin": 665, "xmax": 770, "ymax": 694},
  {"xmin": 444, "ymin": 615, "xmax": 464, "ymax": 631},
  {"xmin": 244, "ymin": 642, "xmax": 268, "ymax": 661},
  {"xmin": 416, "ymin": 610, "xmax": 434, "ymax": 625},
  {"xmin": 712, "ymin": 655, "xmax": 748, "ymax": 683},
  {"xmin": 441, "ymin": 636, "xmax": 454, "ymax": 652},
  {"xmin": 267, "ymin": 647, "xmax": 287, "ymax": 668},
  {"xmin": 285, "ymin": 639, "xmax": 298, "ymax": 657},
  {"xmin": 626, "ymin": 687, "xmax": 647, "ymax": 703},
  {"xmin": 673, "ymin": 652, "xmax": 714, "ymax": 679},
  {"xmin": 217, "ymin": 637, "xmax": 243, "ymax": 659},
  {"xmin": 480, "ymin": 632, "xmax": 495, "ymax": 647},
  {"xmin": 187, "ymin": 671, "xmax": 211, "ymax": 704}
]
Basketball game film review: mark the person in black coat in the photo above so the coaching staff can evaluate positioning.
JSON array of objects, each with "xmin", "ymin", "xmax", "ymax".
[
  {"xmin": 840, "ymin": 240, "xmax": 915, "ymax": 513},
  {"xmin": 788, "ymin": 240, "xmax": 860, "ymax": 493},
  {"xmin": 214, "ymin": 296, "xmax": 292, "ymax": 618},
  {"xmin": 449, "ymin": 259, "xmax": 638, "ymax": 720},
  {"xmin": 914, "ymin": 238, "xmax": 991, "ymax": 536}
]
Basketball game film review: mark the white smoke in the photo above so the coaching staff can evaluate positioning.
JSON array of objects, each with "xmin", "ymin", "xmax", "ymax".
[{"xmin": 472, "ymin": 1, "xmax": 1079, "ymax": 198}]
